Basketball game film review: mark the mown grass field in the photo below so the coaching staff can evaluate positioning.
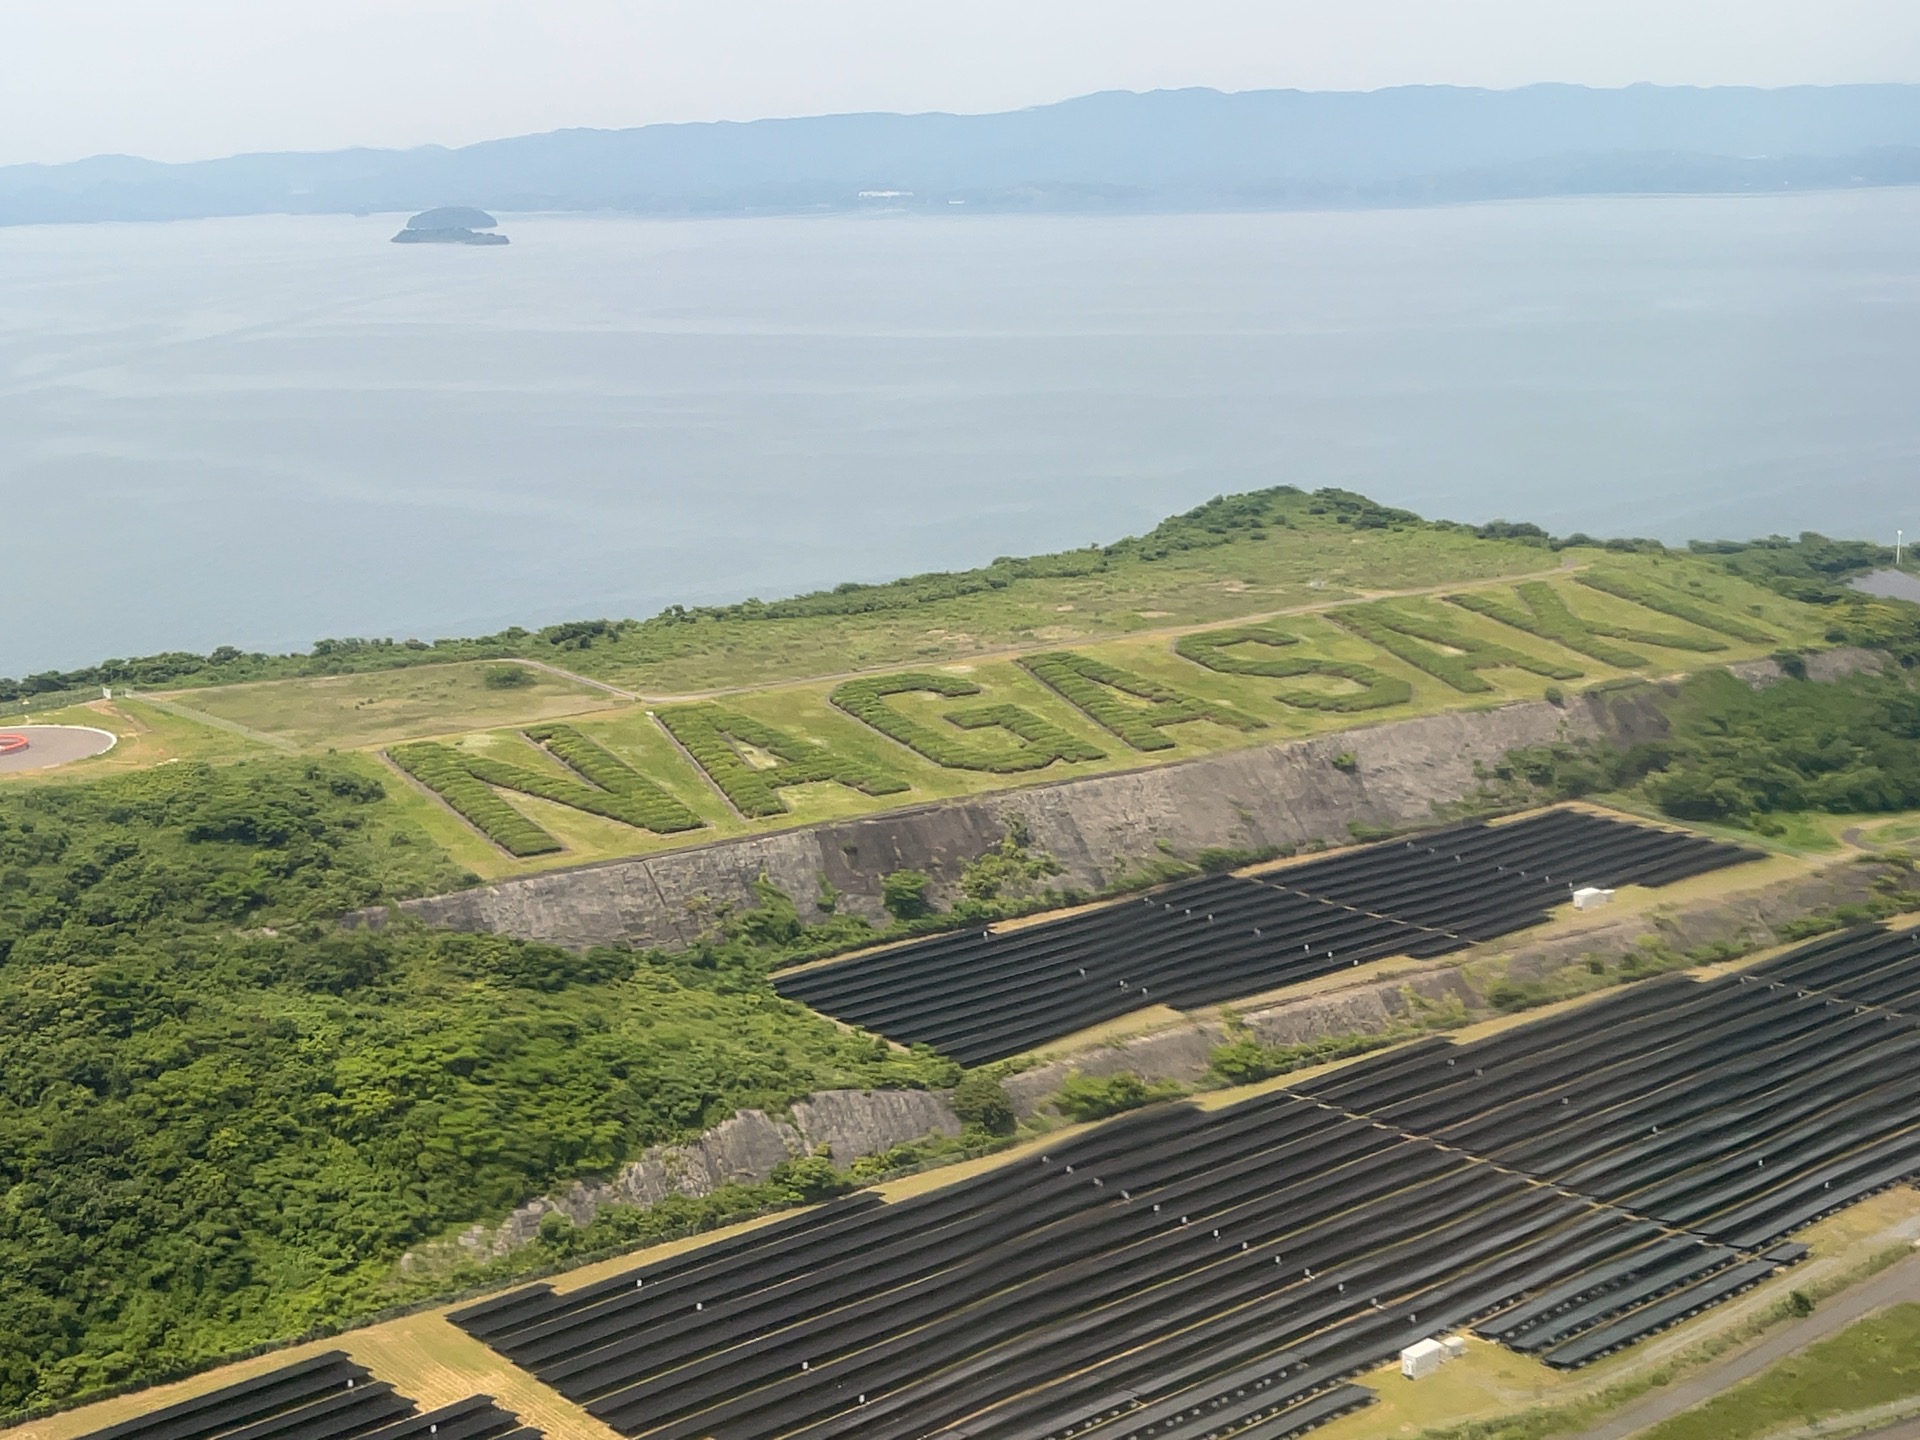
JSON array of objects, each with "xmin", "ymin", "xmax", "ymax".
[
  {"xmin": 555, "ymin": 521, "xmax": 1577, "ymax": 696},
  {"xmin": 162, "ymin": 659, "xmax": 626, "ymax": 750}
]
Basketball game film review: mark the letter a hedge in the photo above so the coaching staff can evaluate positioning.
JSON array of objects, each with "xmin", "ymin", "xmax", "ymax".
[
  {"xmin": 1329, "ymin": 603, "xmax": 1584, "ymax": 693},
  {"xmin": 1447, "ymin": 581, "xmax": 1727, "ymax": 668},
  {"xmin": 1018, "ymin": 651, "xmax": 1265, "ymax": 751},
  {"xmin": 656, "ymin": 704, "xmax": 909, "ymax": 817},
  {"xmin": 1174, "ymin": 625, "xmax": 1412, "ymax": 712},
  {"xmin": 1574, "ymin": 571, "xmax": 1775, "ymax": 644},
  {"xmin": 831, "ymin": 672, "xmax": 1106, "ymax": 772}
]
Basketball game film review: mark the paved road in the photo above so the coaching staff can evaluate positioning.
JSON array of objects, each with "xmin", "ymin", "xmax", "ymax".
[{"xmin": 1576, "ymin": 1250, "xmax": 1920, "ymax": 1440}]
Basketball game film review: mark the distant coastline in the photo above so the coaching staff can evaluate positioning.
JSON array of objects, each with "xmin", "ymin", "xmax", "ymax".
[
  {"xmin": 8, "ymin": 83, "xmax": 1920, "ymax": 227},
  {"xmin": 392, "ymin": 227, "xmax": 509, "ymax": 246}
]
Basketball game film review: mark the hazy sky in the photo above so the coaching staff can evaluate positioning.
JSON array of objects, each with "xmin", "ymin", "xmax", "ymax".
[{"xmin": 6, "ymin": 0, "xmax": 1920, "ymax": 167}]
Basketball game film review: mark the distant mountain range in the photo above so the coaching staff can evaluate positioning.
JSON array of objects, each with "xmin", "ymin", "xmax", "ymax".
[{"xmin": 8, "ymin": 83, "xmax": 1920, "ymax": 225}]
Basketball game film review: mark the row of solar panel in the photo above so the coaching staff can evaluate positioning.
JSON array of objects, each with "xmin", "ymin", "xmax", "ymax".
[
  {"xmin": 1299, "ymin": 928, "xmax": 1920, "ymax": 1364},
  {"xmin": 456, "ymin": 1097, "xmax": 1667, "ymax": 1440},
  {"xmin": 448, "ymin": 923, "xmax": 1920, "ymax": 1438},
  {"xmin": 76, "ymin": 1352, "xmax": 539, "ymax": 1440},
  {"xmin": 97, "ymin": 927, "xmax": 1917, "ymax": 1440},
  {"xmin": 775, "ymin": 808, "xmax": 1761, "ymax": 1063}
]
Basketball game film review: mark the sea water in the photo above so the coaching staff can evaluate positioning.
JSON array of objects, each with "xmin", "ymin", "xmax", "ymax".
[{"xmin": 2, "ymin": 190, "xmax": 1917, "ymax": 672}]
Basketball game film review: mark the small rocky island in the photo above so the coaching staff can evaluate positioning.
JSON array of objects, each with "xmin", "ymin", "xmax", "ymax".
[{"xmin": 391, "ymin": 206, "xmax": 509, "ymax": 245}]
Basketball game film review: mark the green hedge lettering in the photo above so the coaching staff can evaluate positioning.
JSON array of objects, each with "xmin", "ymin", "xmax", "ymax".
[
  {"xmin": 1173, "ymin": 625, "xmax": 1412, "ymax": 712},
  {"xmin": 388, "ymin": 743, "xmax": 563, "ymax": 856},
  {"xmin": 1329, "ymin": 602, "xmax": 1584, "ymax": 693},
  {"xmin": 1447, "ymin": 580, "xmax": 1729, "ymax": 668},
  {"xmin": 1018, "ymin": 651, "xmax": 1266, "ymax": 751},
  {"xmin": 830, "ymin": 672, "xmax": 1105, "ymax": 772},
  {"xmin": 391, "ymin": 729, "xmax": 705, "ymax": 855},
  {"xmin": 1575, "ymin": 571, "xmax": 1776, "ymax": 643},
  {"xmin": 656, "ymin": 704, "xmax": 908, "ymax": 817},
  {"xmin": 518, "ymin": 724, "xmax": 706, "ymax": 831}
]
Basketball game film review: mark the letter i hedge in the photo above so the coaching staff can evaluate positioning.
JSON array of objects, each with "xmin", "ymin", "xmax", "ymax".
[
  {"xmin": 655, "ymin": 704, "xmax": 908, "ymax": 817},
  {"xmin": 830, "ymin": 672, "xmax": 1105, "ymax": 772},
  {"xmin": 1017, "ymin": 651, "xmax": 1265, "ymax": 751},
  {"xmin": 1173, "ymin": 625, "xmax": 1412, "ymax": 712},
  {"xmin": 1328, "ymin": 602, "xmax": 1584, "ymax": 693},
  {"xmin": 1446, "ymin": 580, "xmax": 1728, "ymax": 668},
  {"xmin": 388, "ymin": 725, "xmax": 704, "ymax": 856}
]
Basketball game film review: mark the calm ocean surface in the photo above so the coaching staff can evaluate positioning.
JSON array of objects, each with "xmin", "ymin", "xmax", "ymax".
[{"xmin": 2, "ymin": 192, "xmax": 1917, "ymax": 673}]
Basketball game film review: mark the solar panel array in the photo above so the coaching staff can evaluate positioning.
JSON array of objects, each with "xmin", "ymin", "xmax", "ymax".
[
  {"xmin": 776, "ymin": 808, "xmax": 1762, "ymax": 1063},
  {"xmin": 452, "ymin": 921, "xmax": 1920, "ymax": 1440},
  {"xmin": 75, "ymin": 1352, "xmax": 540, "ymax": 1440}
]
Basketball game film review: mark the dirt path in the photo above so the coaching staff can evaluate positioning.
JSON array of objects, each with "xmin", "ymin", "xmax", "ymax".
[
  {"xmin": 511, "ymin": 658, "xmax": 643, "ymax": 701},
  {"xmin": 1576, "ymin": 1249, "xmax": 1920, "ymax": 1440},
  {"xmin": 121, "ymin": 689, "xmax": 300, "ymax": 752},
  {"xmin": 1856, "ymin": 1415, "xmax": 1920, "ymax": 1439}
]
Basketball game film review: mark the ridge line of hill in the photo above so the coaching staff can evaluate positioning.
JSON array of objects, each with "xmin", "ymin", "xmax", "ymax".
[{"xmin": 11, "ymin": 83, "xmax": 1920, "ymax": 225}]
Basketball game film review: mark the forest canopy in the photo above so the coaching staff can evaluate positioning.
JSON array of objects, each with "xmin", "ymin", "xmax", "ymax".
[{"xmin": 0, "ymin": 758, "xmax": 949, "ymax": 1412}]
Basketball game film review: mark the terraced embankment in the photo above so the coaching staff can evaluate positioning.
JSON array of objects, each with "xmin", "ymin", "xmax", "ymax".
[{"xmin": 377, "ymin": 690, "xmax": 1655, "ymax": 950}]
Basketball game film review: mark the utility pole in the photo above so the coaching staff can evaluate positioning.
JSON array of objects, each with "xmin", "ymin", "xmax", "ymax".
[{"xmin": 1899, "ymin": 529, "xmax": 1906, "ymax": 568}]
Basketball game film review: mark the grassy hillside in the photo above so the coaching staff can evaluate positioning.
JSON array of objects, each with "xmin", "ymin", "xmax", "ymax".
[
  {"xmin": 1, "ymin": 490, "xmax": 1852, "ymax": 876},
  {"xmin": 2, "ymin": 487, "xmax": 1916, "ymax": 1419},
  {"xmin": 357, "ymin": 555, "xmax": 1819, "ymax": 878}
]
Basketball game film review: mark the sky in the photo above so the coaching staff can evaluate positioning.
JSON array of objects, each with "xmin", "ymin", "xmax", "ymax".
[{"xmin": 5, "ymin": 0, "xmax": 1920, "ymax": 167}]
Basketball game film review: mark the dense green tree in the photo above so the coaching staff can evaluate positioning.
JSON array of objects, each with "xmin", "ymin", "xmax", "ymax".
[{"xmin": 0, "ymin": 758, "xmax": 949, "ymax": 1412}]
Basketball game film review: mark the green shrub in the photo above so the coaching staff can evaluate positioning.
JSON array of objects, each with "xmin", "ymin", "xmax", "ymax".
[
  {"xmin": 959, "ymin": 831, "xmax": 1064, "ymax": 903},
  {"xmin": 1331, "ymin": 751, "xmax": 1358, "ymax": 773},
  {"xmin": 769, "ymin": 1154, "xmax": 852, "ymax": 1203},
  {"xmin": 950, "ymin": 1073, "xmax": 1016, "ymax": 1134},
  {"xmin": 882, "ymin": 868, "xmax": 935, "ymax": 920},
  {"xmin": 1173, "ymin": 625, "xmax": 1412, "ymax": 711},
  {"xmin": 1018, "ymin": 651, "xmax": 1265, "ymax": 751},
  {"xmin": 1447, "ymin": 580, "xmax": 1727, "ymax": 669},
  {"xmin": 1574, "ymin": 571, "xmax": 1775, "ymax": 643},
  {"xmin": 831, "ymin": 672, "xmax": 1104, "ymax": 772},
  {"xmin": 388, "ymin": 742, "xmax": 564, "ymax": 856},
  {"xmin": 482, "ymin": 664, "xmax": 535, "ymax": 689},
  {"xmin": 656, "ymin": 705, "xmax": 908, "ymax": 817},
  {"xmin": 1329, "ymin": 602, "xmax": 1584, "ymax": 693},
  {"xmin": 1055, "ymin": 1070, "xmax": 1183, "ymax": 1121},
  {"xmin": 1194, "ymin": 844, "xmax": 1285, "ymax": 873}
]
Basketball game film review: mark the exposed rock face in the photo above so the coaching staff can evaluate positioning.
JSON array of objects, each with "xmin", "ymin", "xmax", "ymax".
[
  {"xmin": 791, "ymin": 1088, "xmax": 960, "ymax": 1162},
  {"xmin": 376, "ymin": 652, "xmax": 1886, "ymax": 954},
  {"xmin": 454, "ymin": 1087, "xmax": 960, "ymax": 1258},
  {"xmin": 999, "ymin": 968, "xmax": 1474, "ymax": 1118},
  {"xmin": 1728, "ymin": 646, "xmax": 1884, "ymax": 687},
  {"xmin": 386, "ymin": 694, "xmax": 1631, "ymax": 950}
]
